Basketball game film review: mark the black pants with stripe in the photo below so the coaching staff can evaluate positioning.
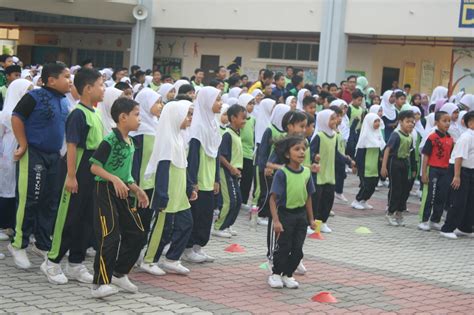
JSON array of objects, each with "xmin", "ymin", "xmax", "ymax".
[
  {"xmin": 272, "ymin": 207, "xmax": 308, "ymax": 277},
  {"xmin": 356, "ymin": 176, "xmax": 379, "ymax": 202},
  {"xmin": 240, "ymin": 158, "xmax": 254, "ymax": 205},
  {"xmin": 11, "ymin": 147, "xmax": 60, "ymax": 250},
  {"xmin": 313, "ymin": 183, "xmax": 335, "ymax": 223},
  {"xmin": 257, "ymin": 171, "xmax": 272, "ymax": 218},
  {"xmin": 48, "ymin": 151, "xmax": 94, "ymax": 264},
  {"xmin": 387, "ymin": 158, "xmax": 411, "ymax": 214},
  {"xmin": 420, "ymin": 166, "xmax": 450, "ymax": 223},
  {"xmin": 93, "ymin": 182, "xmax": 145, "ymax": 285},
  {"xmin": 187, "ymin": 190, "xmax": 215, "ymax": 248}
]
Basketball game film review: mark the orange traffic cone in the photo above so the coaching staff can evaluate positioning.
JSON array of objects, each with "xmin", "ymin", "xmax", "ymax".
[
  {"xmin": 308, "ymin": 232, "xmax": 324, "ymax": 240},
  {"xmin": 225, "ymin": 244, "xmax": 245, "ymax": 253},
  {"xmin": 311, "ymin": 292, "xmax": 337, "ymax": 303}
]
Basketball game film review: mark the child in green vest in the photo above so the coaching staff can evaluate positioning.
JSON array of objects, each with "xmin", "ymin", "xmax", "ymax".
[
  {"xmin": 310, "ymin": 109, "xmax": 339, "ymax": 233},
  {"xmin": 142, "ymin": 100, "xmax": 196, "ymax": 275},
  {"xmin": 346, "ymin": 89, "xmax": 366, "ymax": 159},
  {"xmin": 213, "ymin": 104, "xmax": 247, "ymax": 237},
  {"xmin": 237, "ymin": 93, "xmax": 256, "ymax": 211},
  {"xmin": 267, "ymin": 136, "xmax": 316, "ymax": 289},
  {"xmin": 381, "ymin": 110, "xmax": 417, "ymax": 227},
  {"xmin": 42, "ymin": 68, "xmax": 104, "ymax": 285}
]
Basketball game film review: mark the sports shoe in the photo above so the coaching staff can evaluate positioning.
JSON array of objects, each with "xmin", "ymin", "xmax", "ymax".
[
  {"xmin": 268, "ymin": 274, "xmax": 283, "ymax": 288},
  {"xmin": 294, "ymin": 261, "xmax": 306, "ymax": 275},
  {"xmin": 86, "ymin": 247, "xmax": 96, "ymax": 257},
  {"xmin": 395, "ymin": 212, "xmax": 405, "ymax": 226},
  {"xmin": 212, "ymin": 229, "xmax": 232, "ymax": 238},
  {"xmin": 454, "ymin": 229, "xmax": 473, "ymax": 237},
  {"xmin": 377, "ymin": 180, "xmax": 384, "ymax": 187},
  {"xmin": 335, "ymin": 193, "xmax": 348, "ymax": 202},
  {"xmin": 182, "ymin": 248, "xmax": 206, "ymax": 263},
  {"xmin": 241, "ymin": 204, "xmax": 251, "ymax": 211},
  {"xmin": 320, "ymin": 223, "xmax": 332, "ymax": 233},
  {"xmin": 429, "ymin": 221, "xmax": 442, "ymax": 231},
  {"xmin": 360, "ymin": 201, "xmax": 373, "ymax": 209},
  {"xmin": 257, "ymin": 217, "xmax": 269, "ymax": 226},
  {"xmin": 160, "ymin": 259, "xmax": 190, "ymax": 275},
  {"xmin": 228, "ymin": 226, "xmax": 238, "ymax": 236},
  {"xmin": 282, "ymin": 275, "xmax": 299, "ymax": 289},
  {"xmin": 193, "ymin": 245, "xmax": 215, "ymax": 262},
  {"xmin": 440, "ymin": 231, "xmax": 458, "ymax": 240},
  {"xmin": 30, "ymin": 243, "xmax": 47, "ymax": 259},
  {"xmin": 8, "ymin": 243, "xmax": 31, "ymax": 269},
  {"xmin": 351, "ymin": 200, "xmax": 365, "ymax": 210},
  {"xmin": 383, "ymin": 179, "xmax": 390, "ymax": 187},
  {"xmin": 417, "ymin": 222, "xmax": 430, "ymax": 231},
  {"xmin": 112, "ymin": 275, "xmax": 138, "ymax": 293},
  {"xmin": 329, "ymin": 210, "xmax": 335, "ymax": 217},
  {"xmin": 41, "ymin": 260, "xmax": 68, "ymax": 284},
  {"xmin": 306, "ymin": 226, "xmax": 314, "ymax": 234},
  {"xmin": 385, "ymin": 214, "xmax": 399, "ymax": 226},
  {"xmin": 0, "ymin": 231, "xmax": 9, "ymax": 241},
  {"xmin": 140, "ymin": 262, "xmax": 166, "ymax": 275},
  {"xmin": 91, "ymin": 284, "xmax": 119, "ymax": 298},
  {"xmin": 65, "ymin": 263, "xmax": 93, "ymax": 283},
  {"xmin": 0, "ymin": 253, "xmax": 4, "ymax": 260}
]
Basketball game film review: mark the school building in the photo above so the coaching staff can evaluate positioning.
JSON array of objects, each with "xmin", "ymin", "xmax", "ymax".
[{"xmin": 0, "ymin": 0, "xmax": 473, "ymax": 94}]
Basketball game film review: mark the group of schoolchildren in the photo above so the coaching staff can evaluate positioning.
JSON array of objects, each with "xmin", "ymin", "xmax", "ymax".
[{"xmin": 0, "ymin": 57, "xmax": 473, "ymax": 296}]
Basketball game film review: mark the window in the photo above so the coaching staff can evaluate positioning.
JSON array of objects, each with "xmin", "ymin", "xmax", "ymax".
[
  {"xmin": 258, "ymin": 41, "xmax": 319, "ymax": 62},
  {"xmin": 77, "ymin": 49, "xmax": 124, "ymax": 69}
]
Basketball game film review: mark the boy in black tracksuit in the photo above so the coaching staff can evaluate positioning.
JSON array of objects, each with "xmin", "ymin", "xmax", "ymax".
[{"xmin": 8, "ymin": 63, "xmax": 71, "ymax": 269}]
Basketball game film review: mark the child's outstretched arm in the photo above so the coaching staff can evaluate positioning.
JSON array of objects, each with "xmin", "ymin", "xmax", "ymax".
[{"xmin": 90, "ymin": 164, "xmax": 129, "ymax": 199}]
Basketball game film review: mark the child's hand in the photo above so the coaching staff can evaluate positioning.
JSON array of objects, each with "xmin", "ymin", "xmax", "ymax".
[
  {"xmin": 264, "ymin": 167, "xmax": 273, "ymax": 177},
  {"xmin": 273, "ymin": 220, "xmax": 284, "ymax": 234},
  {"xmin": 352, "ymin": 166, "xmax": 357, "ymax": 175},
  {"xmin": 65, "ymin": 175, "xmax": 78, "ymax": 194},
  {"xmin": 451, "ymin": 176, "xmax": 461, "ymax": 190},
  {"xmin": 136, "ymin": 188, "xmax": 149, "ymax": 208},
  {"xmin": 14, "ymin": 145, "xmax": 27, "ymax": 161},
  {"xmin": 112, "ymin": 177, "xmax": 129, "ymax": 199},
  {"xmin": 421, "ymin": 173, "xmax": 429, "ymax": 184},
  {"xmin": 381, "ymin": 167, "xmax": 388, "ymax": 178},
  {"xmin": 351, "ymin": 160, "xmax": 356, "ymax": 168},
  {"xmin": 189, "ymin": 190, "xmax": 198, "ymax": 201},
  {"xmin": 311, "ymin": 163, "xmax": 320, "ymax": 173},
  {"xmin": 314, "ymin": 154, "xmax": 321, "ymax": 163},
  {"xmin": 310, "ymin": 220, "xmax": 317, "ymax": 231},
  {"xmin": 213, "ymin": 182, "xmax": 220, "ymax": 194},
  {"xmin": 231, "ymin": 167, "xmax": 241, "ymax": 177}
]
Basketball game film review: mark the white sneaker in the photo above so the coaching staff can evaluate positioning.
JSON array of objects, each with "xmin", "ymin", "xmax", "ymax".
[
  {"xmin": 160, "ymin": 259, "xmax": 190, "ymax": 275},
  {"xmin": 0, "ymin": 231, "xmax": 9, "ymax": 241},
  {"xmin": 386, "ymin": 214, "xmax": 399, "ymax": 226},
  {"xmin": 257, "ymin": 217, "xmax": 269, "ymax": 226},
  {"xmin": 454, "ymin": 229, "xmax": 473, "ymax": 237},
  {"xmin": 320, "ymin": 223, "xmax": 332, "ymax": 233},
  {"xmin": 212, "ymin": 229, "xmax": 232, "ymax": 238},
  {"xmin": 65, "ymin": 263, "xmax": 93, "ymax": 283},
  {"xmin": 140, "ymin": 262, "xmax": 166, "ymax": 276},
  {"xmin": 360, "ymin": 201, "xmax": 373, "ymax": 209},
  {"xmin": 268, "ymin": 274, "xmax": 283, "ymax": 288},
  {"xmin": 440, "ymin": 232, "xmax": 458, "ymax": 240},
  {"xmin": 86, "ymin": 247, "xmax": 96, "ymax": 257},
  {"xmin": 282, "ymin": 275, "xmax": 299, "ymax": 289},
  {"xmin": 182, "ymin": 248, "xmax": 206, "ymax": 263},
  {"xmin": 429, "ymin": 221, "xmax": 442, "ymax": 231},
  {"xmin": 8, "ymin": 243, "xmax": 31, "ymax": 269},
  {"xmin": 377, "ymin": 180, "xmax": 384, "ymax": 187},
  {"xmin": 329, "ymin": 210, "xmax": 335, "ymax": 217},
  {"xmin": 0, "ymin": 253, "xmax": 4, "ymax": 259},
  {"xmin": 395, "ymin": 212, "xmax": 405, "ymax": 226},
  {"xmin": 228, "ymin": 226, "xmax": 238, "ymax": 236},
  {"xmin": 294, "ymin": 261, "xmax": 306, "ymax": 275},
  {"xmin": 41, "ymin": 260, "xmax": 68, "ymax": 284},
  {"xmin": 351, "ymin": 200, "xmax": 365, "ymax": 210},
  {"xmin": 241, "ymin": 204, "xmax": 251, "ymax": 211},
  {"xmin": 112, "ymin": 275, "xmax": 138, "ymax": 293},
  {"xmin": 306, "ymin": 226, "xmax": 314, "ymax": 234},
  {"xmin": 414, "ymin": 180, "xmax": 420, "ymax": 187},
  {"xmin": 30, "ymin": 244, "xmax": 47, "ymax": 259},
  {"xmin": 417, "ymin": 222, "xmax": 431, "ymax": 231},
  {"xmin": 91, "ymin": 284, "xmax": 119, "ymax": 298},
  {"xmin": 335, "ymin": 193, "xmax": 348, "ymax": 202},
  {"xmin": 193, "ymin": 245, "xmax": 215, "ymax": 262}
]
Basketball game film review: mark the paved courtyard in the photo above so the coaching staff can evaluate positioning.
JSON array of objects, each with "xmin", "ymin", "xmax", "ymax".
[{"xmin": 1, "ymin": 174, "xmax": 473, "ymax": 314}]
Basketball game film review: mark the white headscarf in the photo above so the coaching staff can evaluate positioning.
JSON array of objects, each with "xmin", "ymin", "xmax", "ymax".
[
  {"xmin": 21, "ymin": 69, "xmax": 32, "ymax": 80},
  {"xmin": 356, "ymin": 113, "xmax": 385, "ymax": 150},
  {"xmin": 173, "ymin": 79, "xmax": 190, "ymax": 95},
  {"xmin": 132, "ymin": 88, "xmax": 161, "ymax": 136},
  {"xmin": 98, "ymin": 87, "xmax": 123, "ymax": 136},
  {"xmin": 238, "ymin": 93, "xmax": 254, "ymax": 108},
  {"xmin": 440, "ymin": 102, "xmax": 459, "ymax": 116},
  {"xmin": 102, "ymin": 68, "xmax": 113, "ymax": 81},
  {"xmin": 120, "ymin": 76, "xmax": 131, "ymax": 84},
  {"xmin": 229, "ymin": 87, "xmax": 243, "ymax": 99},
  {"xmin": 285, "ymin": 95, "xmax": 296, "ymax": 106},
  {"xmin": 221, "ymin": 93, "xmax": 229, "ymax": 104},
  {"xmin": 190, "ymin": 86, "xmax": 222, "ymax": 158},
  {"xmin": 0, "ymin": 79, "xmax": 33, "ymax": 130},
  {"xmin": 216, "ymin": 103, "xmax": 230, "ymax": 128},
  {"xmin": 297, "ymin": 88, "xmax": 309, "ymax": 110},
  {"xmin": 430, "ymin": 86, "xmax": 448, "ymax": 106},
  {"xmin": 459, "ymin": 94, "xmax": 474, "ymax": 110},
  {"xmin": 411, "ymin": 106, "xmax": 425, "ymax": 138},
  {"xmin": 226, "ymin": 97, "xmax": 239, "ymax": 106},
  {"xmin": 381, "ymin": 90, "xmax": 396, "ymax": 120},
  {"xmin": 330, "ymin": 99, "xmax": 350, "ymax": 140},
  {"xmin": 440, "ymin": 102, "xmax": 460, "ymax": 141},
  {"xmin": 255, "ymin": 98, "xmax": 276, "ymax": 144},
  {"xmin": 456, "ymin": 111, "xmax": 468, "ymax": 135},
  {"xmin": 270, "ymin": 104, "xmax": 291, "ymax": 131},
  {"xmin": 251, "ymin": 89, "xmax": 263, "ymax": 98},
  {"xmin": 145, "ymin": 100, "xmax": 192, "ymax": 177},
  {"xmin": 158, "ymin": 83, "xmax": 175, "ymax": 103},
  {"xmin": 32, "ymin": 75, "xmax": 41, "ymax": 87},
  {"xmin": 144, "ymin": 75, "xmax": 153, "ymax": 87},
  {"xmin": 369, "ymin": 104, "xmax": 382, "ymax": 115},
  {"xmin": 315, "ymin": 109, "xmax": 335, "ymax": 138}
]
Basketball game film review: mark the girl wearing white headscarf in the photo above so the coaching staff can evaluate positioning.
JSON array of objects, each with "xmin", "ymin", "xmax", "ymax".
[
  {"xmin": 429, "ymin": 86, "xmax": 448, "ymax": 111},
  {"xmin": 98, "ymin": 87, "xmax": 123, "ymax": 136},
  {"xmin": 352, "ymin": 113, "xmax": 385, "ymax": 210},
  {"xmin": 297, "ymin": 88, "xmax": 310, "ymax": 111},
  {"xmin": 216, "ymin": 103, "xmax": 230, "ymax": 133},
  {"xmin": 381, "ymin": 90, "xmax": 397, "ymax": 142},
  {"xmin": 158, "ymin": 83, "xmax": 176, "ymax": 103},
  {"xmin": 285, "ymin": 95, "xmax": 297, "ymax": 110},
  {"xmin": 143, "ymin": 100, "xmax": 195, "ymax": 274},
  {"xmin": 456, "ymin": 110, "xmax": 468, "ymax": 135},
  {"xmin": 459, "ymin": 94, "xmax": 474, "ymax": 111},
  {"xmin": 184, "ymin": 87, "xmax": 223, "ymax": 261},
  {"xmin": 310, "ymin": 109, "xmax": 337, "ymax": 233},
  {"xmin": 228, "ymin": 87, "xmax": 243, "ymax": 99},
  {"xmin": 255, "ymin": 99, "xmax": 276, "ymax": 145}
]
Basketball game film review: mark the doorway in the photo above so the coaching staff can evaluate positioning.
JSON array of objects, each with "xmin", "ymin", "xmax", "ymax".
[
  {"xmin": 200, "ymin": 55, "xmax": 220, "ymax": 85},
  {"xmin": 381, "ymin": 67, "xmax": 400, "ymax": 93}
]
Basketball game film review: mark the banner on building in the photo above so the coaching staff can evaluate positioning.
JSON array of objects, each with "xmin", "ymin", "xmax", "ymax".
[
  {"xmin": 402, "ymin": 62, "xmax": 417, "ymax": 90},
  {"xmin": 459, "ymin": 0, "xmax": 474, "ymax": 28},
  {"xmin": 420, "ymin": 60, "xmax": 435, "ymax": 95}
]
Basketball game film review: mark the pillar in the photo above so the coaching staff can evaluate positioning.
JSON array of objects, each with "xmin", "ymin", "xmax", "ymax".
[{"xmin": 129, "ymin": 0, "xmax": 155, "ymax": 70}]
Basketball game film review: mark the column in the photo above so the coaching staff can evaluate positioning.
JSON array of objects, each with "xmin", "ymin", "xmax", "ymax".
[
  {"xmin": 129, "ymin": 0, "xmax": 155, "ymax": 70},
  {"xmin": 317, "ymin": 0, "xmax": 348, "ymax": 84}
]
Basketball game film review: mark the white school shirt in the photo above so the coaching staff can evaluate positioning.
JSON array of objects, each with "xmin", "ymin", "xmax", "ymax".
[{"xmin": 449, "ymin": 129, "xmax": 474, "ymax": 169}]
